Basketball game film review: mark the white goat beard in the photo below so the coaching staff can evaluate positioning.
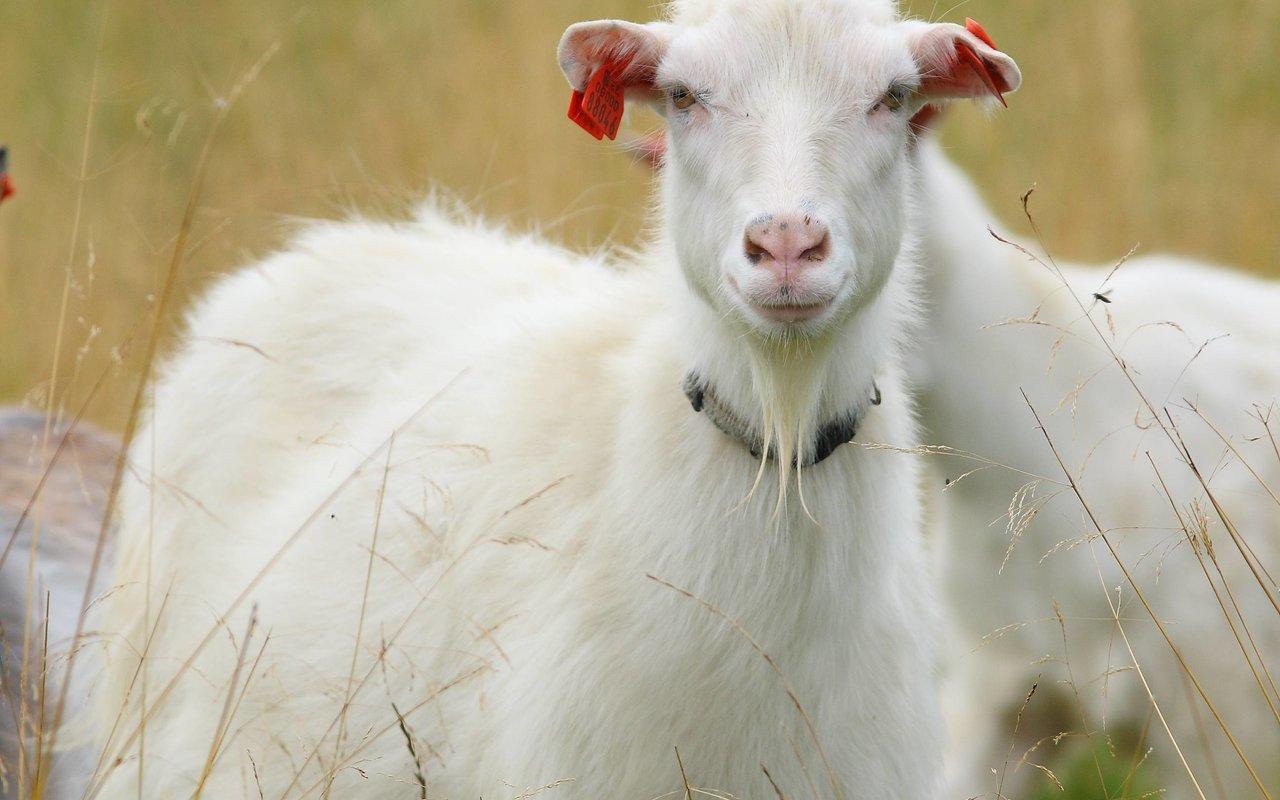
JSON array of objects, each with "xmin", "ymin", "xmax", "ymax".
[{"xmin": 744, "ymin": 333, "xmax": 836, "ymax": 520}]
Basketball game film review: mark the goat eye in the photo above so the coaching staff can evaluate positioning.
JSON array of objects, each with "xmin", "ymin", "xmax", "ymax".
[
  {"xmin": 669, "ymin": 85, "xmax": 697, "ymax": 110},
  {"xmin": 874, "ymin": 86, "xmax": 908, "ymax": 114}
]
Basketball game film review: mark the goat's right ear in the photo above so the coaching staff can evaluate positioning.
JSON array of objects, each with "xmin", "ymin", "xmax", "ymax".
[
  {"xmin": 904, "ymin": 18, "xmax": 1021, "ymax": 108},
  {"xmin": 558, "ymin": 20, "xmax": 673, "ymax": 141}
]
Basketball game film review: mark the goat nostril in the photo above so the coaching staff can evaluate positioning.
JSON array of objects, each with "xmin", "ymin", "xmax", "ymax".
[
  {"xmin": 801, "ymin": 232, "xmax": 831, "ymax": 263},
  {"xmin": 744, "ymin": 237, "xmax": 769, "ymax": 265},
  {"xmin": 744, "ymin": 214, "xmax": 829, "ymax": 268}
]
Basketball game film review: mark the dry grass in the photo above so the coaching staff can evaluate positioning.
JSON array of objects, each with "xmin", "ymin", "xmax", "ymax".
[{"xmin": 977, "ymin": 196, "xmax": 1280, "ymax": 800}]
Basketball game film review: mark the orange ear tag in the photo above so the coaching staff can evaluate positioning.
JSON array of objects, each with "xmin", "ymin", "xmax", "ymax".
[
  {"xmin": 568, "ymin": 55, "xmax": 634, "ymax": 141},
  {"xmin": 0, "ymin": 146, "xmax": 12, "ymax": 203},
  {"xmin": 957, "ymin": 19, "xmax": 1006, "ymax": 106},
  {"xmin": 956, "ymin": 43, "xmax": 1006, "ymax": 106},
  {"xmin": 964, "ymin": 18, "xmax": 998, "ymax": 49}
]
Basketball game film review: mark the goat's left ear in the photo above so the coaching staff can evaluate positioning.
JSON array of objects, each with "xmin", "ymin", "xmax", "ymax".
[
  {"xmin": 558, "ymin": 20, "xmax": 674, "ymax": 140},
  {"xmin": 904, "ymin": 18, "xmax": 1021, "ymax": 107}
]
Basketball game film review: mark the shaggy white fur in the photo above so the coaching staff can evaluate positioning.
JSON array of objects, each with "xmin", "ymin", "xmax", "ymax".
[
  {"xmin": 914, "ymin": 141, "xmax": 1280, "ymax": 800},
  {"xmin": 620, "ymin": 89, "xmax": 1280, "ymax": 800},
  {"xmin": 89, "ymin": 2, "xmax": 1022, "ymax": 797}
]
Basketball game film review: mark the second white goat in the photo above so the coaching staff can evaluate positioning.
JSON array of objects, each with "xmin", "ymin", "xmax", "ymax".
[{"xmin": 914, "ymin": 140, "xmax": 1280, "ymax": 800}]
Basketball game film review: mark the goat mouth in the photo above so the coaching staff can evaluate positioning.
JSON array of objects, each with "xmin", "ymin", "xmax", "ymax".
[
  {"xmin": 725, "ymin": 275, "xmax": 838, "ymax": 325},
  {"xmin": 747, "ymin": 299, "xmax": 832, "ymax": 323}
]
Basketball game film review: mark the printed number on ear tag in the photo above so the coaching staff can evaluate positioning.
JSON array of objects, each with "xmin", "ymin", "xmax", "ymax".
[{"xmin": 568, "ymin": 55, "xmax": 633, "ymax": 141}]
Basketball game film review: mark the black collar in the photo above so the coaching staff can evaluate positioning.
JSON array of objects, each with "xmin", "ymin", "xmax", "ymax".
[{"xmin": 682, "ymin": 373, "xmax": 881, "ymax": 467}]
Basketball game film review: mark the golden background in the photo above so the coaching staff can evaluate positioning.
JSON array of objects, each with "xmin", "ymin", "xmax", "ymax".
[{"xmin": 1, "ymin": 0, "xmax": 1277, "ymax": 425}]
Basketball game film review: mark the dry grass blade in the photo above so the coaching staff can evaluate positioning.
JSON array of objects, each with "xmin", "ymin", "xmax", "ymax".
[
  {"xmin": 391, "ymin": 702, "xmax": 428, "ymax": 800},
  {"xmin": 646, "ymin": 574, "xmax": 844, "ymax": 800},
  {"xmin": 997, "ymin": 480, "xmax": 1055, "ymax": 573},
  {"xmin": 1253, "ymin": 404, "xmax": 1280, "ymax": 468},
  {"xmin": 781, "ymin": 724, "xmax": 821, "ymax": 800},
  {"xmin": 1162, "ymin": 414, "xmax": 1280, "ymax": 612},
  {"xmin": 1187, "ymin": 399, "xmax": 1280, "ymax": 514},
  {"xmin": 1097, "ymin": 242, "xmax": 1142, "ymax": 291},
  {"xmin": 1024, "ymin": 391, "xmax": 1263, "ymax": 800},
  {"xmin": 761, "ymin": 764, "xmax": 789, "ymax": 800},
  {"xmin": 1176, "ymin": 665, "xmax": 1229, "ymax": 800},
  {"xmin": 53, "ymin": 43, "xmax": 280, "ymax": 792},
  {"xmin": 996, "ymin": 679, "xmax": 1039, "ymax": 799},
  {"xmin": 327, "ymin": 435, "xmax": 397, "ymax": 799},
  {"xmin": 984, "ymin": 192, "xmax": 1280, "ymax": 796},
  {"xmin": 676, "ymin": 747, "xmax": 694, "ymax": 800},
  {"xmin": 854, "ymin": 441, "xmax": 1064, "ymax": 487},
  {"xmin": 82, "ymin": 372, "xmax": 464, "ymax": 799},
  {"xmin": 40, "ymin": 79, "xmax": 245, "ymax": 800},
  {"xmin": 18, "ymin": 9, "xmax": 109, "ymax": 777},
  {"xmin": 20, "ymin": 25, "xmax": 114, "ymax": 786},
  {"xmin": 995, "ymin": 194, "xmax": 1280, "ymax": 615},
  {"xmin": 293, "ymin": 663, "xmax": 489, "ymax": 798},
  {"xmin": 1051, "ymin": 600, "xmax": 1122, "ymax": 800},
  {"xmin": 0, "ymin": 351, "xmax": 112, "ymax": 574},
  {"xmin": 1147, "ymin": 455, "xmax": 1280, "ymax": 723},
  {"xmin": 192, "ymin": 605, "xmax": 262, "ymax": 799},
  {"xmin": 0, "ymin": 367, "xmax": 108, "ymax": 799},
  {"xmin": 247, "ymin": 751, "xmax": 266, "ymax": 800},
  {"xmin": 1118, "ymin": 708, "xmax": 1156, "ymax": 798},
  {"xmin": 32, "ymin": 593, "xmax": 51, "ymax": 799},
  {"xmin": 276, "ymin": 469, "xmax": 563, "ymax": 797},
  {"xmin": 83, "ymin": 583, "xmax": 174, "ymax": 793}
]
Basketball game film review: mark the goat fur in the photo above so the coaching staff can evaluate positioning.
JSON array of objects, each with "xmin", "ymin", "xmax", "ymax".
[{"xmin": 914, "ymin": 140, "xmax": 1280, "ymax": 800}]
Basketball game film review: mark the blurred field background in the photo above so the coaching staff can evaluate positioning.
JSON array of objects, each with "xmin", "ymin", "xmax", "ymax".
[
  {"xmin": 2, "ymin": 0, "xmax": 1278, "ymax": 429},
  {"xmin": 0, "ymin": 2, "xmax": 1276, "ymax": 796}
]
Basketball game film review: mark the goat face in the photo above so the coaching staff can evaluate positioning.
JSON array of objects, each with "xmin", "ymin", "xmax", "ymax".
[{"xmin": 560, "ymin": 0, "xmax": 1019, "ymax": 338}]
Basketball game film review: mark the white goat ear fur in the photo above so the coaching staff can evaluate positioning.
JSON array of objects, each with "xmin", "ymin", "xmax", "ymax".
[
  {"xmin": 557, "ymin": 19, "xmax": 675, "ymax": 97},
  {"xmin": 903, "ymin": 20, "xmax": 1021, "ymax": 106}
]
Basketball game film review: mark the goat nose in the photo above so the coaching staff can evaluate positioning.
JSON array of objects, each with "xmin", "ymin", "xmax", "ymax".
[{"xmin": 744, "ymin": 213, "xmax": 831, "ymax": 274}]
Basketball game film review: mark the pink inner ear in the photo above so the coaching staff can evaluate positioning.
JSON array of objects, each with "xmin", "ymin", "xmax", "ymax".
[{"xmin": 919, "ymin": 26, "xmax": 1013, "ymax": 107}]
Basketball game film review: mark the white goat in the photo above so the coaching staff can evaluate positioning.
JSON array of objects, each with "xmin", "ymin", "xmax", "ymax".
[
  {"xmin": 912, "ymin": 141, "xmax": 1280, "ymax": 799},
  {"xmin": 89, "ymin": 1, "xmax": 1021, "ymax": 797},
  {"xmin": 634, "ymin": 97, "xmax": 1280, "ymax": 798}
]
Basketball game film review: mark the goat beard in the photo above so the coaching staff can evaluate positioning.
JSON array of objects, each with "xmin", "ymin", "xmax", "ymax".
[{"xmin": 744, "ymin": 333, "xmax": 837, "ymax": 523}]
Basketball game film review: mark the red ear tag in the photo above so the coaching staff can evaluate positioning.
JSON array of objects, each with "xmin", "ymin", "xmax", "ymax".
[
  {"xmin": 964, "ymin": 18, "xmax": 998, "ymax": 49},
  {"xmin": 0, "ymin": 146, "xmax": 11, "ymax": 203},
  {"xmin": 567, "ymin": 55, "xmax": 633, "ymax": 141},
  {"xmin": 958, "ymin": 18, "xmax": 1006, "ymax": 106},
  {"xmin": 568, "ymin": 89, "xmax": 604, "ymax": 139},
  {"xmin": 956, "ymin": 43, "xmax": 1006, "ymax": 106}
]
